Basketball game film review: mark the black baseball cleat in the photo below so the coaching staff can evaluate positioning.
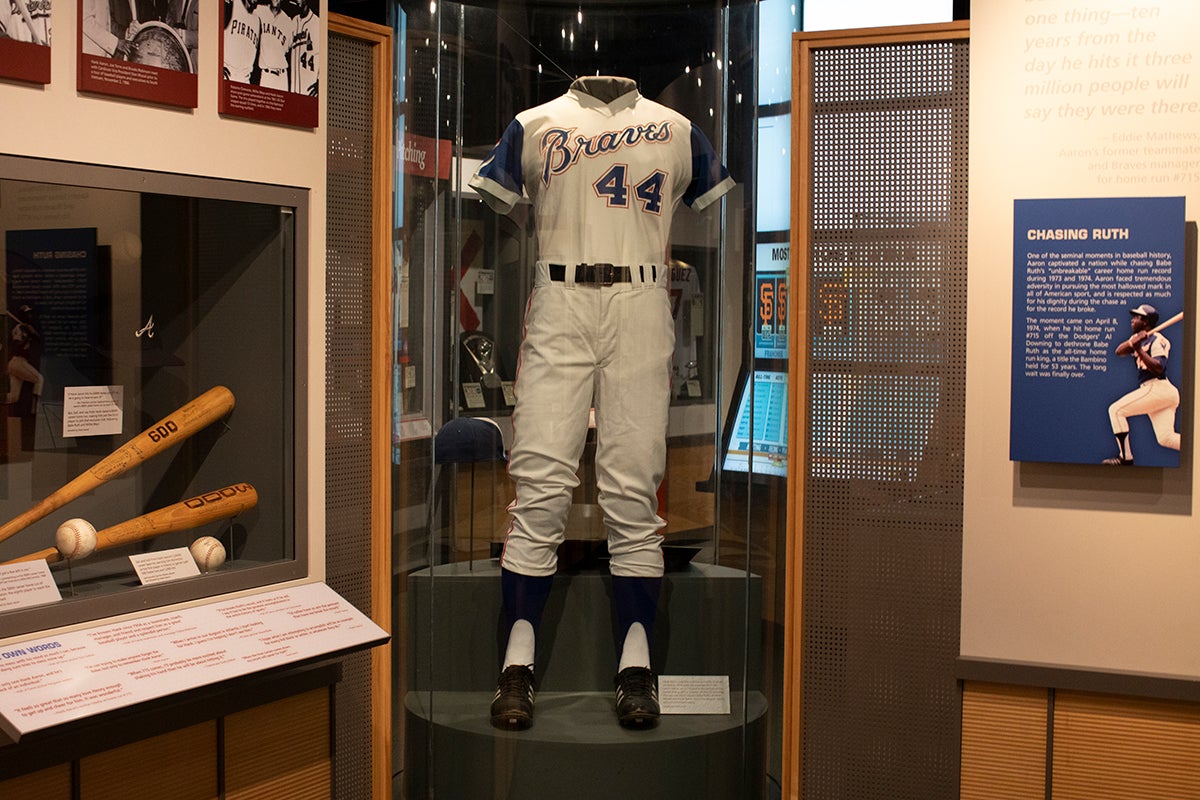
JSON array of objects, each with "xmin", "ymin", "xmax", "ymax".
[
  {"xmin": 614, "ymin": 666, "xmax": 660, "ymax": 728},
  {"xmin": 1101, "ymin": 457, "xmax": 1134, "ymax": 465},
  {"xmin": 491, "ymin": 665, "xmax": 535, "ymax": 730}
]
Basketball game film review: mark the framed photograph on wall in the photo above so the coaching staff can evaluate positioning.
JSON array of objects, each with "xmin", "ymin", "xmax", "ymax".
[
  {"xmin": 0, "ymin": 0, "xmax": 51, "ymax": 84},
  {"xmin": 219, "ymin": 0, "xmax": 319, "ymax": 128},
  {"xmin": 77, "ymin": 0, "xmax": 199, "ymax": 108}
]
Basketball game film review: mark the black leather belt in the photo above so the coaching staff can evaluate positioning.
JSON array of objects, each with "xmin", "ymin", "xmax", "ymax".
[{"xmin": 549, "ymin": 263, "xmax": 659, "ymax": 285}]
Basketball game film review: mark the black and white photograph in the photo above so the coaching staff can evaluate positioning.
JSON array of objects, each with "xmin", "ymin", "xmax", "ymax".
[
  {"xmin": 77, "ymin": 0, "xmax": 199, "ymax": 107},
  {"xmin": 81, "ymin": 0, "xmax": 196, "ymax": 73},
  {"xmin": 0, "ymin": 0, "xmax": 50, "ymax": 84},
  {"xmin": 0, "ymin": 0, "xmax": 49, "ymax": 45},
  {"xmin": 220, "ymin": 0, "xmax": 319, "ymax": 127}
]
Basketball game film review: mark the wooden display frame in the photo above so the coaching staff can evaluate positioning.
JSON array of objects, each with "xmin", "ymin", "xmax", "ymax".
[
  {"xmin": 326, "ymin": 13, "xmax": 394, "ymax": 800},
  {"xmin": 784, "ymin": 21, "xmax": 971, "ymax": 800}
]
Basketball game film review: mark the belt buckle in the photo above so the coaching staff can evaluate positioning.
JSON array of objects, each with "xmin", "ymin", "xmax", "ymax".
[{"xmin": 592, "ymin": 262, "xmax": 615, "ymax": 286}]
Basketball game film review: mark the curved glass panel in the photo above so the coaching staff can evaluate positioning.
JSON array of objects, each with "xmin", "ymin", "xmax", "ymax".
[{"xmin": 390, "ymin": 3, "xmax": 787, "ymax": 796}]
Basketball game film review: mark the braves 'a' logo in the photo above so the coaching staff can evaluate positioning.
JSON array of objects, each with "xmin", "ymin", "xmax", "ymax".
[{"xmin": 540, "ymin": 121, "xmax": 673, "ymax": 186}]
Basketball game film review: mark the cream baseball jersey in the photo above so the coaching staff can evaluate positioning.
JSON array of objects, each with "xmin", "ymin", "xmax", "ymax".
[
  {"xmin": 223, "ymin": 0, "xmax": 258, "ymax": 84},
  {"xmin": 469, "ymin": 76, "xmax": 734, "ymax": 267},
  {"xmin": 290, "ymin": 5, "xmax": 319, "ymax": 95},
  {"xmin": 254, "ymin": 2, "xmax": 290, "ymax": 89}
]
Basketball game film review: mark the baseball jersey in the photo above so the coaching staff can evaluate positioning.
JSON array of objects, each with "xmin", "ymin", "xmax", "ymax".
[
  {"xmin": 670, "ymin": 263, "xmax": 702, "ymax": 387},
  {"xmin": 289, "ymin": 6, "xmax": 318, "ymax": 95},
  {"xmin": 223, "ymin": 0, "xmax": 258, "ymax": 83},
  {"xmin": 255, "ymin": 2, "xmax": 290, "ymax": 89},
  {"xmin": 469, "ymin": 76, "xmax": 734, "ymax": 267},
  {"xmin": 1134, "ymin": 332, "xmax": 1170, "ymax": 383},
  {"xmin": 3, "ymin": 0, "xmax": 50, "ymax": 45}
]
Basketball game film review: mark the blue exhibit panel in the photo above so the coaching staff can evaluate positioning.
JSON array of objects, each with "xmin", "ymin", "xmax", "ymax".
[{"xmin": 1010, "ymin": 196, "xmax": 1185, "ymax": 466}]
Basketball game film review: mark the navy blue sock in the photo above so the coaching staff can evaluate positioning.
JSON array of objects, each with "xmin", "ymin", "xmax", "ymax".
[
  {"xmin": 501, "ymin": 567, "xmax": 553, "ymax": 631},
  {"xmin": 611, "ymin": 575, "xmax": 662, "ymax": 645}
]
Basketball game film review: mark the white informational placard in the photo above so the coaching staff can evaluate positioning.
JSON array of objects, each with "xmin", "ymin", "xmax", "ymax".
[
  {"xmin": 476, "ymin": 268, "xmax": 496, "ymax": 296},
  {"xmin": 0, "ymin": 560, "xmax": 62, "ymax": 612},
  {"xmin": 62, "ymin": 386, "xmax": 123, "ymax": 438},
  {"xmin": 658, "ymin": 674, "xmax": 731, "ymax": 715},
  {"xmin": 0, "ymin": 582, "xmax": 388, "ymax": 741},
  {"xmin": 128, "ymin": 548, "xmax": 201, "ymax": 585},
  {"xmin": 463, "ymin": 383, "xmax": 485, "ymax": 408}
]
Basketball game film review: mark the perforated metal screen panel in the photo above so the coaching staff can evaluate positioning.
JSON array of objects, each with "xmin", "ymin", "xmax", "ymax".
[
  {"xmin": 801, "ymin": 38, "xmax": 968, "ymax": 800},
  {"xmin": 327, "ymin": 30, "xmax": 376, "ymax": 800}
]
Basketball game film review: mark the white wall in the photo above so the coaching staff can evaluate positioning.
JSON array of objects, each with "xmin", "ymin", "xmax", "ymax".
[
  {"xmin": 963, "ymin": 0, "xmax": 1200, "ymax": 675},
  {"xmin": 0, "ymin": 0, "xmax": 327, "ymax": 580}
]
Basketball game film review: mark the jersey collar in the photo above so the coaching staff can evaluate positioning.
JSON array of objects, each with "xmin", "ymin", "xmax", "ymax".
[{"xmin": 569, "ymin": 76, "xmax": 640, "ymax": 112}]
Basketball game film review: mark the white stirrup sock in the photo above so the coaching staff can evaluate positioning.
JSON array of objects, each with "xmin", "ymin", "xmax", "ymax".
[
  {"xmin": 617, "ymin": 622, "xmax": 650, "ymax": 672},
  {"xmin": 502, "ymin": 619, "xmax": 536, "ymax": 669}
]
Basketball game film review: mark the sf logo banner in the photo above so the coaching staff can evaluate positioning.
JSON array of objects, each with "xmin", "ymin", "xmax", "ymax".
[{"xmin": 756, "ymin": 275, "xmax": 788, "ymax": 359}]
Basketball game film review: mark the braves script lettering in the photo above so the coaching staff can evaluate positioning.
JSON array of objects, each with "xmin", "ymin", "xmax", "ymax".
[{"xmin": 540, "ymin": 121, "xmax": 674, "ymax": 186}]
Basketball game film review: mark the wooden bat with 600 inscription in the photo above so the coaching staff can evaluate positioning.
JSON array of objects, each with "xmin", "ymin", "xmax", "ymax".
[{"xmin": 0, "ymin": 386, "xmax": 236, "ymax": 546}]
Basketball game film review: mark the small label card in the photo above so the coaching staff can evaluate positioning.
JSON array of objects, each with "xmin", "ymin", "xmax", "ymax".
[
  {"xmin": 463, "ymin": 383, "xmax": 485, "ymax": 409},
  {"xmin": 476, "ymin": 269, "xmax": 496, "ymax": 296},
  {"xmin": 62, "ymin": 386, "xmax": 124, "ymax": 438},
  {"xmin": 129, "ymin": 548, "xmax": 201, "ymax": 586},
  {"xmin": 501, "ymin": 381, "xmax": 517, "ymax": 406},
  {"xmin": 658, "ymin": 675, "xmax": 731, "ymax": 715},
  {"xmin": 0, "ymin": 560, "xmax": 62, "ymax": 611}
]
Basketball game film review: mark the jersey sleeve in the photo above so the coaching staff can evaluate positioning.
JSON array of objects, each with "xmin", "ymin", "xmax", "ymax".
[
  {"xmin": 684, "ymin": 123, "xmax": 735, "ymax": 211},
  {"xmin": 1148, "ymin": 333, "xmax": 1170, "ymax": 360},
  {"xmin": 468, "ymin": 119, "xmax": 526, "ymax": 215}
]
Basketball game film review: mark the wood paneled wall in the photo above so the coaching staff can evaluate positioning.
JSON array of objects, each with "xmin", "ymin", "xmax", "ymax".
[
  {"xmin": 0, "ymin": 688, "xmax": 331, "ymax": 800},
  {"xmin": 962, "ymin": 681, "xmax": 1200, "ymax": 800}
]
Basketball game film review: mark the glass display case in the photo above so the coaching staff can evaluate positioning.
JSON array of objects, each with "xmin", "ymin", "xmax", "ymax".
[
  {"xmin": 391, "ymin": 2, "xmax": 789, "ymax": 797},
  {"xmin": 0, "ymin": 155, "xmax": 307, "ymax": 639}
]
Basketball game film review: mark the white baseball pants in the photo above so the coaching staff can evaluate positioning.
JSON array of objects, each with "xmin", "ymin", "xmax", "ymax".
[
  {"xmin": 500, "ymin": 263, "xmax": 672, "ymax": 578},
  {"xmin": 1108, "ymin": 377, "xmax": 1181, "ymax": 451}
]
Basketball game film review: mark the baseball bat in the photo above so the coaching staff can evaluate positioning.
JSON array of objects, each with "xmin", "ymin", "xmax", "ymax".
[
  {"xmin": 0, "ymin": 386, "xmax": 235, "ymax": 546},
  {"xmin": 3, "ymin": 482, "xmax": 257, "ymax": 565},
  {"xmin": 1150, "ymin": 311, "xmax": 1184, "ymax": 334},
  {"xmin": 2, "ymin": 309, "xmax": 36, "ymax": 333},
  {"xmin": 11, "ymin": 0, "xmax": 44, "ymax": 46}
]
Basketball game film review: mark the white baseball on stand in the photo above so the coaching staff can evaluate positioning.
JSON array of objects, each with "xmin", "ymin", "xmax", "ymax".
[
  {"xmin": 55, "ymin": 518, "xmax": 97, "ymax": 560},
  {"xmin": 189, "ymin": 536, "xmax": 227, "ymax": 573}
]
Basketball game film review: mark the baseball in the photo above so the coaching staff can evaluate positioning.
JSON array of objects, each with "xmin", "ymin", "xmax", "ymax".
[
  {"xmin": 189, "ymin": 536, "xmax": 227, "ymax": 573},
  {"xmin": 55, "ymin": 518, "xmax": 97, "ymax": 560}
]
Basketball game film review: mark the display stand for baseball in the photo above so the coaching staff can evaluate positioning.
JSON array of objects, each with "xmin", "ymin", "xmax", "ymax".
[
  {"xmin": 1, "ymin": 482, "xmax": 257, "ymax": 565},
  {"xmin": 189, "ymin": 536, "xmax": 227, "ymax": 573},
  {"xmin": 0, "ymin": 386, "xmax": 236, "ymax": 547},
  {"xmin": 55, "ymin": 518, "xmax": 98, "ymax": 560}
]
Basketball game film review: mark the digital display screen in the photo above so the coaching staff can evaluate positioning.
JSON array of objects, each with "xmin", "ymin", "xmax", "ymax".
[
  {"xmin": 754, "ymin": 241, "xmax": 789, "ymax": 360},
  {"xmin": 757, "ymin": 0, "xmax": 800, "ymax": 105},
  {"xmin": 755, "ymin": 114, "xmax": 792, "ymax": 234},
  {"xmin": 721, "ymin": 370, "xmax": 789, "ymax": 477}
]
